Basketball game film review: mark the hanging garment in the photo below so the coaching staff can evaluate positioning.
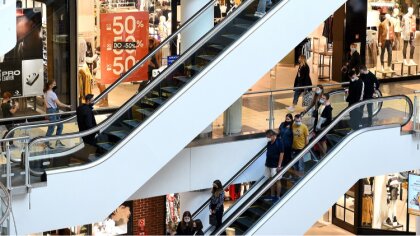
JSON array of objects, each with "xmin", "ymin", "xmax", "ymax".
[
  {"xmin": 78, "ymin": 65, "xmax": 93, "ymax": 103},
  {"xmin": 366, "ymin": 40, "xmax": 378, "ymax": 68},
  {"xmin": 322, "ymin": 16, "xmax": 334, "ymax": 44},
  {"xmin": 362, "ymin": 196, "xmax": 373, "ymax": 225}
]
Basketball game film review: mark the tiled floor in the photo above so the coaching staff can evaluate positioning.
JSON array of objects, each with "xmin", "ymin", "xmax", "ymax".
[{"xmin": 305, "ymin": 221, "xmax": 353, "ymax": 235}]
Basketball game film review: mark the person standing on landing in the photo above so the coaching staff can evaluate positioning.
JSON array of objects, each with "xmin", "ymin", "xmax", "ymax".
[{"xmin": 288, "ymin": 55, "xmax": 312, "ymax": 112}]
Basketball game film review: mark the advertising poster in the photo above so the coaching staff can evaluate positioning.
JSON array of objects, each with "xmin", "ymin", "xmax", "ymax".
[
  {"xmin": 0, "ymin": 8, "xmax": 43, "ymax": 97},
  {"xmin": 100, "ymin": 12, "xmax": 149, "ymax": 84},
  {"xmin": 408, "ymin": 174, "xmax": 420, "ymax": 216},
  {"xmin": 22, "ymin": 59, "xmax": 44, "ymax": 96}
]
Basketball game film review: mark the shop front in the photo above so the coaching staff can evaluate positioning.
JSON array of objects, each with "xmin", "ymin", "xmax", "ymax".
[{"xmin": 333, "ymin": 170, "xmax": 419, "ymax": 234}]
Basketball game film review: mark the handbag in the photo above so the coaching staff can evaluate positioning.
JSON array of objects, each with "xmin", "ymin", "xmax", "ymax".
[
  {"xmin": 302, "ymin": 90, "xmax": 314, "ymax": 107},
  {"xmin": 209, "ymin": 214, "xmax": 217, "ymax": 226}
]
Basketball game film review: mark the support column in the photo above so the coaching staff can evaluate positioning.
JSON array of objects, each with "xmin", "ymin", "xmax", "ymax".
[
  {"xmin": 416, "ymin": 216, "xmax": 420, "ymax": 235},
  {"xmin": 180, "ymin": 0, "xmax": 213, "ymax": 137},
  {"xmin": 224, "ymin": 98, "xmax": 242, "ymax": 135}
]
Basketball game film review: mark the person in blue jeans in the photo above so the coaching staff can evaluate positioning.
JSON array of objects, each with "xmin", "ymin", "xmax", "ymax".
[
  {"xmin": 43, "ymin": 80, "xmax": 71, "ymax": 149},
  {"xmin": 254, "ymin": 0, "xmax": 272, "ymax": 18}
]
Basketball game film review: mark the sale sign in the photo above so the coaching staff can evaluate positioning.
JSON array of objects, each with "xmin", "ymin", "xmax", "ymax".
[{"xmin": 100, "ymin": 12, "xmax": 149, "ymax": 84}]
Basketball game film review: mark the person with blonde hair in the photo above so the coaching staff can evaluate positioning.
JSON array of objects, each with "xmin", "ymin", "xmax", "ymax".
[{"xmin": 287, "ymin": 55, "xmax": 312, "ymax": 112}]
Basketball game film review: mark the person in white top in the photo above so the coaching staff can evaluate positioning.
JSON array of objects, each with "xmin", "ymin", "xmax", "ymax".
[{"xmin": 43, "ymin": 80, "xmax": 71, "ymax": 149}]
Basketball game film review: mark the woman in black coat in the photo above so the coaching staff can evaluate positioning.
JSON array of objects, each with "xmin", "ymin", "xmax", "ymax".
[{"xmin": 287, "ymin": 55, "xmax": 312, "ymax": 112}]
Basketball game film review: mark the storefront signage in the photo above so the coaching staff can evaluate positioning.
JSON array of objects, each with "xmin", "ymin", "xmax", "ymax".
[
  {"xmin": 408, "ymin": 174, "xmax": 420, "ymax": 216},
  {"xmin": 100, "ymin": 12, "xmax": 149, "ymax": 84},
  {"xmin": 0, "ymin": 9, "xmax": 44, "ymax": 97},
  {"xmin": 167, "ymin": 55, "xmax": 179, "ymax": 66}
]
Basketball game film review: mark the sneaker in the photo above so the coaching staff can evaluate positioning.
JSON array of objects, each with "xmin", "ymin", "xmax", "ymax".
[
  {"xmin": 55, "ymin": 141, "xmax": 66, "ymax": 148},
  {"xmin": 254, "ymin": 12, "xmax": 266, "ymax": 18},
  {"xmin": 286, "ymin": 106, "xmax": 295, "ymax": 112},
  {"xmin": 44, "ymin": 143, "xmax": 54, "ymax": 150}
]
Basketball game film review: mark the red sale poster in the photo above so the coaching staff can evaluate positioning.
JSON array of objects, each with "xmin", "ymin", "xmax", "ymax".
[{"xmin": 100, "ymin": 12, "xmax": 149, "ymax": 84}]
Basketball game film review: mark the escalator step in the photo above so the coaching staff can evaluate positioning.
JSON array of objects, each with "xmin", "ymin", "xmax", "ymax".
[
  {"xmin": 235, "ymin": 217, "xmax": 253, "ymax": 232},
  {"xmin": 122, "ymin": 119, "xmax": 141, "ymax": 128},
  {"xmin": 96, "ymin": 142, "xmax": 115, "ymax": 151},
  {"xmin": 207, "ymin": 44, "xmax": 224, "ymax": 51},
  {"xmin": 161, "ymin": 86, "xmax": 179, "ymax": 94},
  {"xmin": 333, "ymin": 128, "xmax": 351, "ymax": 137},
  {"xmin": 108, "ymin": 130, "xmax": 129, "ymax": 140},
  {"xmin": 197, "ymin": 54, "xmax": 216, "ymax": 61},
  {"xmin": 185, "ymin": 65, "xmax": 203, "ymax": 72},
  {"xmin": 246, "ymin": 206, "xmax": 266, "ymax": 219},
  {"xmin": 233, "ymin": 23, "xmax": 251, "ymax": 30},
  {"xmin": 226, "ymin": 226, "xmax": 243, "ymax": 236},
  {"xmin": 146, "ymin": 97, "xmax": 166, "ymax": 105},
  {"xmin": 173, "ymin": 76, "xmax": 190, "ymax": 83},
  {"xmin": 136, "ymin": 108, "xmax": 154, "ymax": 117},
  {"xmin": 221, "ymin": 34, "xmax": 240, "ymax": 40}
]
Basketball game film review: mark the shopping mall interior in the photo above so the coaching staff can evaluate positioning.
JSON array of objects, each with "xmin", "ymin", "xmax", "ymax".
[{"xmin": 0, "ymin": 0, "xmax": 420, "ymax": 235}]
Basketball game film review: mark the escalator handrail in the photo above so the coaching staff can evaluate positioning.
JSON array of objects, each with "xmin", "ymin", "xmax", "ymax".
[
  {"xmin": 28, "ymin": 0, "xmax": 258, "ymax": 172},
  {"xmin": 213, "ymin": 95, "xmax": 413, "ymax": 235},
  {"xmin": 3, "ymin": 0, "xmax": 217, "ymax": 139},
  {"xmin": 191, "ymin": 88, "xmax": 351, "ymax": 219},
  {"xmin": 191, "ymin": 148, "xmax": 267, "ymax": 219},
  {"xmin": 244, "ymin": 82, "xmax": 349, "ymax": 95}
]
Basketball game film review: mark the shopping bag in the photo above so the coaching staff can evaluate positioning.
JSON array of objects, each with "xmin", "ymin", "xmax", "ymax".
[
  {"xmin": 209, "ymin": 214, "xmax": 217, "ymax": 226},
  {"xmin": 302, "ymin": 90, "xmax": 314, "ymax": 107}
]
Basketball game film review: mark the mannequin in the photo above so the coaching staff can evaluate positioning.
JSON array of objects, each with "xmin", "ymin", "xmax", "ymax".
[
  {"xmin": 402, "ymin": 7, "xmax": 416, "ymax": 65},
  {"xmin": 378, "ymin": 14, "xmax": 395, "ymax": 71},
  {"xmin": 392, "ymin": 8, "xmax": 402, "ymax": 61},
  {"xmin": 158, "ymin": 15, "xmax": 168, "ymax": 40},
  {"xmin": 86, "ymin": 47, "xmax": 108, "ymax": 107},
  {"xmin": 384, "ymin": 173, "xmax": 404, "ymax": 227}
]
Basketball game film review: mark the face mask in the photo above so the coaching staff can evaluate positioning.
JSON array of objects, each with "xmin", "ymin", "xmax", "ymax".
[
  {"xmin": 52, "ymin": 86, "xmax": 57, "ymax": 91},
  {"xmin": 285, "ymin": 121, "xmax": 291, "ymax": 125},
  {"xmin": 315, "ymin": 89, "xmax": 322, "ymax": 95},
  {"xmin": 351, "ymin": 77, "xmax": 357, "ymax": 82},
  {"xmin": 267, "ymin": 137, "xmax": 272, "ymax": 142},
  {"xmin": 184, "ymin": 217, "xmax": 190, "ymax": 223},
  {"xmin": 350, "ymin": 48, "xmax": 356, "ymax": 53},
  {"xmin": 319, "ymin": 99, "xmax": 325, "ymax": 104},
  {"xmin": 296, "ymin": 121, "xmax": 302, "ymax": 126}
]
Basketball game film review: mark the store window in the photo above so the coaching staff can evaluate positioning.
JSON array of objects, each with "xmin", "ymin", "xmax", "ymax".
[
  {"xmin": 366, "ymin": 0, "xmax": 420, "ymax": 79},
  {"xmin": 76, "ymin": 0, "xmax": 178, "ymax": 108},
  {"xmin": 359, "ymin": 172, "xmax": 416, "ymax": 232},
  {"xmin": 0, "ymin": 0, "xmax": 71, "ymax": 116},
  {"xmin": 334, "ymin": 188, "xmax": 356, "ymax": 227}
]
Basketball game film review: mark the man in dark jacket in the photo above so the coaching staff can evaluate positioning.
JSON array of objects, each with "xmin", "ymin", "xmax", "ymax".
[
  {"xmin": 360, "ymin": 65, "xmax": 380, "ymax": 126},
  {"xmin": 346, "ymin": 69, "xmax": 364, "ymax": 130},
  {"xmin": 76, "ymin": 94, "xmax": 97, "ymax": 145}
]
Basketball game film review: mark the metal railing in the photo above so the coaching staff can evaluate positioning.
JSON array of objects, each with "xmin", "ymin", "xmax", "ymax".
[{"xmin": 213, "ymin": 95, "xmax": 413, "ymax": 235}]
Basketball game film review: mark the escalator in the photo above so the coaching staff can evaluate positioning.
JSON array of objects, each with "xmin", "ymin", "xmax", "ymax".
[
  {"xmin": 190, "ymin": 89, "xmax": 379, "ymax": 232},
  {"xmin": 7, "ymin": 0, "xmax": 349, "ymax": 233},
  {"xmin": 208, "ymin": 95, "xmax": 415, "ymax": 235}
]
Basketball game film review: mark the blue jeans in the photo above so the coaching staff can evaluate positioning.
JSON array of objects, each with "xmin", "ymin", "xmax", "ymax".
[
  {"xmin": 293, "ymin": 89, "xmax": 303, "ymax": 105},
  {"xmin": 292, "ymin": 149, "xmax": 304, "ymax": 172},
  {"xmin": 256, "ymin": 0, "xmax": 272, "ymax": 14},
  {"xmin": 46, "ymin": 108, "xmax": 63, "ymax": 137}
]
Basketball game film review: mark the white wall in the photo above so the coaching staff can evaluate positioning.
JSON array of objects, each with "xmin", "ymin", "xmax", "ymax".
[
  {"xmin": 253, "ymin": 126, "xmax": 420, "ymax": 235},
  {"xmin": 0, "ymin": 0, "xmax": 16, "ymax": 56},
  {"xmin": 11, "ymin": 0, "xmax": 347, "ymax": 233},
  {"xmin": 130, "ymin": 138, "xmax": 266, "ymax": 199}
]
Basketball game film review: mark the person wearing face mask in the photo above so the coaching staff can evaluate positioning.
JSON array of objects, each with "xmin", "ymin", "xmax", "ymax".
[
  {"xmin": 264, "ymin": 129, "xmax": 285, "ymax": 198},
  {"xmin": 192, "ymin": 219, "xmax": 204, "ymax": 235},
  {"xmin": 209, "ymin": 180, "xmax": 224, "ymax": 229},
  {"xmin": 76, "ymin": 94, "xmax": 98, "ymax": 146},
  {"xmin": 346, "ymin": 69, "xmax": 364, "ymax": 130},
  {"xmin": 304, "ymin": 85, "xmax": 324, "ymax": 125},
  {"xmin": 341, "ymin": 43, "xmax": 361, "ymax": 81},
  {"xmin": 43, "ymin": 80, "xmax": 71, "ymax": 149},
  {"xmin": 359, "ymin": 65, "xmax": 379, "ymax": 127},
  {"xmin": 315, "ymin": 93, "xmax": 333, "ymax": 157},
  {"xmin": 278, "ymin": 114, "xmax": 293, "ymax": 168},
  {"xmin": 291, "ymin": 114, "xmax": 309, "ymax": 176},
  {"xmin": 176, "ymin": 211, "xmax": 194, "ymax": 235}
]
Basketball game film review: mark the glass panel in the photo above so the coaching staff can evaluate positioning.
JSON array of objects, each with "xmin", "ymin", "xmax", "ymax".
[
  {"xmin": 335, "ymin": 205, "xmax": 345, "ymax": 221},
  {"xmin": 241, "ymin": 94, "xmax": 270, "ymax": 134},
  {"xmin": 214, "ymin": 96, "xmax": 412, "ymax": 234}
]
